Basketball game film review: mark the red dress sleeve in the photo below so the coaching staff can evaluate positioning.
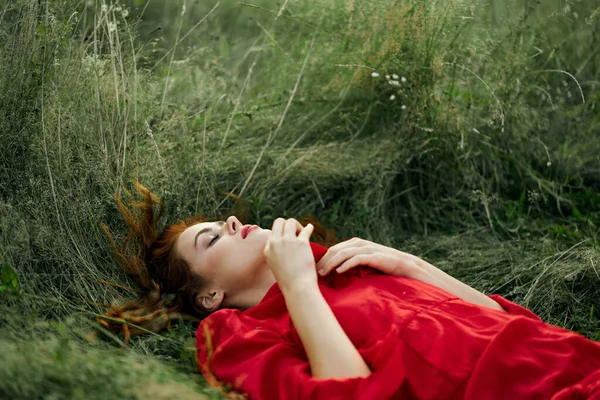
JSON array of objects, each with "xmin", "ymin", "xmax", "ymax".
[
  {"xmin": 195, "ymin": 242, "xmax": 414, "ymax": 399},
  {"xmin": 196, "ymin": 311, "xmax": 405, "ymax": 400},
  {"xmin": 488, "ymin": 294, "xmax": 541, "ymax": 320},
  {"xmin": 196, "ymin": 240, "xmax": 600, "ymax": 399}
]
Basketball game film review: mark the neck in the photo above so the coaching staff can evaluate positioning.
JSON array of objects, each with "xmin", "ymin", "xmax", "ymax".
[{"xmin": 224, "ymin": 266, "xmax": 276, "ymax": 310}]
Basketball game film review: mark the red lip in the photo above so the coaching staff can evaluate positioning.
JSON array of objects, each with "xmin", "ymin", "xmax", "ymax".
[{"xmin": 242, "ymin": 225, "xmax": 258, "ymax": 239}]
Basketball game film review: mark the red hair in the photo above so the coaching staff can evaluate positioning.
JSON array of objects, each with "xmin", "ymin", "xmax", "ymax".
[{"xmin": 97, "ymin": 181, "xmax": 338, "ymax": 344}]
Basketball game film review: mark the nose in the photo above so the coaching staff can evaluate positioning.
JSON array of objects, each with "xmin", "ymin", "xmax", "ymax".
[{"xmin": 226, "ymin": 215, "xmax": 242, "ymax": 236}]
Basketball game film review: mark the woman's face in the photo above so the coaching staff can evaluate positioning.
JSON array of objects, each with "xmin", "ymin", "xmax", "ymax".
[{"xmin": 175, "ymin": 216, "xmax": 271, "ymax": 299}]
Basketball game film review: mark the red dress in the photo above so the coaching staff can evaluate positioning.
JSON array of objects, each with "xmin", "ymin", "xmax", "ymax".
[{"xmin": 196, "ymin": 242, "xmax": 600, "ymax": 399}]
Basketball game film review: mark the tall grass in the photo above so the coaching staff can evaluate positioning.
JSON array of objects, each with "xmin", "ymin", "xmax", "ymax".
[{"xmin": 1, "ymin": 0, "xmax": 599, "ymax": 397}]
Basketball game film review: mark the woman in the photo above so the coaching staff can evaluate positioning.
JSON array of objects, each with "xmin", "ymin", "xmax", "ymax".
[{"xmin": 100, "ymin": 182, "xmax": 600, "ymax": 399}]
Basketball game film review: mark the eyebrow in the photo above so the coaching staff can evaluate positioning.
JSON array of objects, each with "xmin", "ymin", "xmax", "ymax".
[{"xmin": 194, "ymin": 221, "xmax": 225, "ymax": 248}]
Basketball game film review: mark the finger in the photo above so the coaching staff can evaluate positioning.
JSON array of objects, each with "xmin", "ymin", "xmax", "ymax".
[
  {"xmin": 298, "ymin": 223, "xmax": 313, "ymax": 241},
  {"xmin": 319, "ymin": 246, "xmax": 375, "ymax": 276},
  {"xmin": 334, "ymin": 254, "xmax": 367, "ymax": 274},
  {"xmin": 316, "ymin": 240, "xmax": 351, "ymax": 270},
  {"xmin": 316, "ymin": 237, "xmax": 364, "ymax": 270},
  {"xmin": 271, "ymin": 218, "xmax": 285, "ymax": 237},
  {"xmin": 336, "ymin": 253, "xmax": 390, "ymax": 274},
  {"xmin": 337, "ymin": 253, "xmax": 412, "ymax": 276},
  {"xmin": 283, "ymin": 218, "xmax": 302, "ymax": 238},
  {"xmin": 318, "ymin": 247, "xmax": 355, "ymax": 276}
]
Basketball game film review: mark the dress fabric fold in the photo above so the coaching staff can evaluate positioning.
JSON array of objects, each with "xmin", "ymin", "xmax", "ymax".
[{"xmin": 196, "ymin": 241, "xmax": 600, "ymax": 400}]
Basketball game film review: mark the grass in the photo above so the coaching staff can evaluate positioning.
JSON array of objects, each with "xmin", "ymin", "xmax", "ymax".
[{"xmin": 1, "ymin": 0, "xmax": 599, "ymax": 398}]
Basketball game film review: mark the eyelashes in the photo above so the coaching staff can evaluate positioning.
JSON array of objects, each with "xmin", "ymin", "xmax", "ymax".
[
  {"xmin": 208, "ymin": 221, "xmax": 226, "ymax": 247},
  {"xmin": 209, "ymin": 234, "xmax": 219, "ymax": 247}
]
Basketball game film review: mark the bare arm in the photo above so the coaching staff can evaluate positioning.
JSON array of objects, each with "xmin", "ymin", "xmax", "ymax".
[
  {"xmin": 263, "ymin": 218, "xmax": 371, "ymax": 380},
  {"xmin": 282, "ymin": 282, "xmax": 372, "ymax": 379},
  {"xmin": 411, "ymin": 259, "xmax": 504, "ymax": 311},
  {"xmin": 317, "ymin": 237, "xmax": 505, "ymax": 312}
]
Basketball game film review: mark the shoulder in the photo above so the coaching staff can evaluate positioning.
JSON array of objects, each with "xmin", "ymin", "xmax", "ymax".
[
  {"xmin": 196, "ymin": 308, "xmax": 242, "ymax": 346},
  {"xmin": 196, "ymin": 300, "xmax": 291, "ymax": 347}
]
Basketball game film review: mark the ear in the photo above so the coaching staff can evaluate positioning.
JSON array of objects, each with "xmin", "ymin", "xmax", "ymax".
[{"xmin": 196, "ymin": 289, "xmax": 224, "ymax": 312}]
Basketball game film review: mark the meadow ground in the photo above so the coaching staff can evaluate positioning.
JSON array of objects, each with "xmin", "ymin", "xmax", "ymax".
[{"xmin": 1, "ymin": 0, "xmax": 599, "ymax": 398}]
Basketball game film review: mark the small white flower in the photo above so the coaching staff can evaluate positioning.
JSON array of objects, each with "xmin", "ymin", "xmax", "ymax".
[
  {"xmin": 546, "ymin": 161, "xmax": 552, "ymax": 167},
  {"xmin": 101, "ymin": 4, "xmax": 107, "ymax": 13},
  {"xmin": 82, "ymin": 54, "xmax": 106, "ymax": 74},
  {"xmin": 392, "ymin": 74, "xmax": 399, "ymax": 80},
  {"xmin": 122, "ymin": 8, "xmax": 129, "ymax": 18},
  {"xmin": 401, "ymin": 76, "xmax": 407, "ymax": 83},
  {"xmin": 390, "ymin": 95, "xmax": 396, "ymax": 101},
  {"xmin": 401, "ymin": 105, "xmax": 407, "ymax": 110},
  {"xmin": 385, "ymin": 75, "xmax": 390, "ymax": 79},
  {"xmin": 145, "ymin": 121, "xmax": 154, "ymax": 138},
  {"xmin": 388, "ymin": 80, "xmax": 400, "ymax": 86},
  {"xmin": 371, "ymin": 72, "xmax": 380, "ymax": 77},
  {"xmin": 107, "ymin": 21, "xmax": 117, "ymax": 33}
]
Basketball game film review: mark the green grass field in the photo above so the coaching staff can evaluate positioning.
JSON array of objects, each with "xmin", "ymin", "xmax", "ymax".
[{"xmin": 1, "ymin": 0, "xmax": 599, "ymax": 398}]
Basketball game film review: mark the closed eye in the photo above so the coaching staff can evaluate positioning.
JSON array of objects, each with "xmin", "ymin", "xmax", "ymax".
[{"xmin": 209, "ymin": 234, "xmax": 219, "ymax": 247}]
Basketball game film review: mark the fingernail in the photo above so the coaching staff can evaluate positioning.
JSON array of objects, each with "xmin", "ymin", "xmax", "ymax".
[{"xmin": 318, "ymin": 269, "xmax": 324, "ymax": 276}]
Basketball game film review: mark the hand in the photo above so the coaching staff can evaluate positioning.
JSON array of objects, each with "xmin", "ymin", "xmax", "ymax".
[
  {"xmin": 316, "ymin": 237, "xmax": 505, "ymax": 311},
  {"xmin": 316, "ymin": 237, "xmax": 431, "ymax": 280},
  {"xmin": 264, "ymin": 218, "xmax": 316, "ymax": 293}
]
